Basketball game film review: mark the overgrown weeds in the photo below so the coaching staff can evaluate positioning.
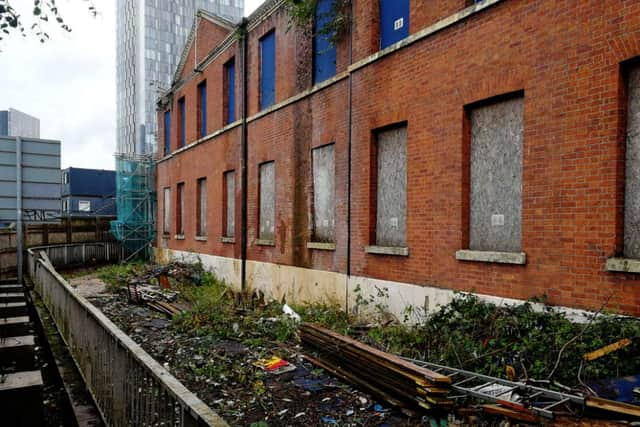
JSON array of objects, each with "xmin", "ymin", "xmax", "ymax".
[
  {"xmin": 88, "ymin": 261, "xmax": 640, "ymax": 390},
  {"xmin": 97, "ymin": 262, "xmax": 146, "ymax": 293},
  {"xmin": 363, "ymin": 293, "xmax": 640, "ymax": 388}
]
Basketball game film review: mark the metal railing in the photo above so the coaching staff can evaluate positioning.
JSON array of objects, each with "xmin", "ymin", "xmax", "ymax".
[
  {"xmin": 27, "ymin": 242, "xmax": 125, "ymax": 274},
  {"xmin": 28, "ymin": 246, "xmax": 228, "ymax": 427}
]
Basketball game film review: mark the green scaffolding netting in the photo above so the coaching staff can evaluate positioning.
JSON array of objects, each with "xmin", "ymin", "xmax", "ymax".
[{"xmin": 110, "ymin": 155, "xmax": 156, "ymax": 260}]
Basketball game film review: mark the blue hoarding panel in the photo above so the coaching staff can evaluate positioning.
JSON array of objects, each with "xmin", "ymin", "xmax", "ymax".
[
  {"xmin": 314, "ymin": 0, "xmax": 337, "ymax": 84},
  {"xmin": 179, "ymin": 97, "xmax": 186, "ymax": 147},
  {"xmin": 199, "ymin": 81, "xmax": 207, "ymax": 137},
  {"xmin": 260, "ymin": 31, "xmax": 276, "ymax": 109},
  {"xmin": 380, "ymin": 0, "xmax": 410, "ymax": 49},
  {"xmin": 164, "ymin": 110, "xmax": 171, "ymax": 155},
  {"xmin": 227, "ymin": 59, "xmax": 236, "ymax": 123}
]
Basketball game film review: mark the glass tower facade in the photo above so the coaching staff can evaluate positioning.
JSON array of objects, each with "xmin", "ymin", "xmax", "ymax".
[{"xmin": 116, "ymin": 0, "xmax": 243, "ymax": 155}]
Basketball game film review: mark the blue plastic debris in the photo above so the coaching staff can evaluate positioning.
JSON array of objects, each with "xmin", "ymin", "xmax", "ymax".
[
  {"xmin": 589, "ymin": 375, "xmax": 640, "ymax": 404},
  {"xmin": 321, "ymin": 416, "xmax": 337, "ymax": 424}
]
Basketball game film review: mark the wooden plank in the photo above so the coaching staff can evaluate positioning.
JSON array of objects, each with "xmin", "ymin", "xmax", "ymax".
[
  {"xmin": 0, "ymin": 292, "xmax": 25, "ymax": 303},
  {"xmin": 0, "ymin": 370, "xmax": 42, "ymax": 392},
  {"xmin": 0, "ymin": 302, "xmax": 26, "ymax": 308},
  {"xmin": 0, "ymin": 316, "xmax": 30, "ymax": 326},
  {"xmin": 586, "ymin": 396, "xmax": 640, "ymax": 417},
  {"xmin": 301, "ymin": 325, "xmax": 454, "ymax": 411},
  {"xmin": 302, "ymin": 354, "xmax": 406, "ymax": 407},
  {"xmin": 583, "ymin": 338, "xmax": 632, "ymax": 361},
  {"xmin": 0, "ymin": 335, "xmax": 35, "ymax": 349},
  {"xmin": 310, "ymin": 343, "xmax": 446, "ymax": 407},
  {"xmin": 0, "ymin": 293, "xmax": 24, "ymax": 298},
  {"xmin": 303, "ymin": 338, "xmax": 445, "ymax": 407},
  {"xmin": 482, "ymin": 404, "xmax": 539, "ymax": 423},
  {"xmin": 301, "ymin": 324, "xmax": 451, "ymax": 384}
]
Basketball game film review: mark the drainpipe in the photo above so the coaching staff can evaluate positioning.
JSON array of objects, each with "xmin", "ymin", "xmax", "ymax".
[
  {"xmin": 240, "ymin": 19, "xmax": 249, "ymax": 292},
  {"xmin": 345, "ymin": 5, "xmax": 354, "ymax": 313}
]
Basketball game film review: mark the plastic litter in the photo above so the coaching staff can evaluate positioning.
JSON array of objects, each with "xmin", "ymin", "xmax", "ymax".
[
  {"xmin": 283, "ymin": 304, "xmax": 301, "ymax": 322},
  {"xmin": 253, "ymin": 356, "xmax": 297, "ymax": 375}
]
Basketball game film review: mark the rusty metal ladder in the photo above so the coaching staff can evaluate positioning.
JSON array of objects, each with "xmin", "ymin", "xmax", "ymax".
[{"xmin": 403, "ymin": 357, "xmax": 585, "ymax": 418}]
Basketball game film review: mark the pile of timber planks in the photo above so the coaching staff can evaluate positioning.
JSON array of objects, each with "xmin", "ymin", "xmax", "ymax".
[
  {"xmin": 146, "ymin": 300, "xmax": 182, "ymax": 317},
  {"xmin": 300, "ymin": 323, "xmax": 453, "ymax": 411}
]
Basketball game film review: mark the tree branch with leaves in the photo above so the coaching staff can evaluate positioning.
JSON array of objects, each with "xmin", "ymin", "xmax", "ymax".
[
  {"xmin": 0, "ymin": 0, "xmax": 96, "ymax": 43},
  {"xmin": 284, "ymin": 0, "xmax": 351, "ymax": 45}
]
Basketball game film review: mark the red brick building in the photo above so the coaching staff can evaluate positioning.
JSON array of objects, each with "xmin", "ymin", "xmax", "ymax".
[{"xmin": 156, "ymin": 0, "xmax": 640, "ymax": 318}]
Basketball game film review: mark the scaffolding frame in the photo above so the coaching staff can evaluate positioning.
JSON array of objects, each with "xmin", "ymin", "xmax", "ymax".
[{"xmin": 110, "ymin": 153, "xmax": 156, "ymax": 261}]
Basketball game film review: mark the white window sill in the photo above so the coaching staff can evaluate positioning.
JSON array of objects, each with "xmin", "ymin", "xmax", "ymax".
[
  {"xmin": 174, "ymin": 234, "xmax": 185, "ymax": 240},
  {"xmin": 195, "ymin": 236, "xmax": 207, "ymax": 242},
  {"xmin": 256, "ymin": 239, "xmax": 275, "ymax": 247},
  {"xmin": 365, "ymin": 246, "xmax": 409, "ymax": 256},
  {"xmin": 307, "ymin": 242, "xmax": 336, "ymax": 251},
  {"xmin": 455, "ymin": 250, "xmax": 526, "ymax": 265},
  {"xmin": 605, "ymin": 257, "xmax": 640, "ymax": 274},
  {"xmin": 222, "ymin": 237, "xmax": 235, "ymax": 244}
]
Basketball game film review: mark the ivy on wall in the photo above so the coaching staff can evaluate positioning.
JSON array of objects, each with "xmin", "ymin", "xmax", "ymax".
[{"xmin": 284, "ymin": 0, "xmax": 351, "ymax": 45}]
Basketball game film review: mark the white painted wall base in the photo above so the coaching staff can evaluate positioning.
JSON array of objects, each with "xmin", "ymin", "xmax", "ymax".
[{"xmin": 154, "ymin": 247, "xmax": 596, "ymax": 323}]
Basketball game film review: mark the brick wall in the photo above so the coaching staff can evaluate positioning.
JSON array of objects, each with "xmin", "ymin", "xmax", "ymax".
[{"xmin": 157, "ymin": 0, "xmax": 640, "ymax": 315}]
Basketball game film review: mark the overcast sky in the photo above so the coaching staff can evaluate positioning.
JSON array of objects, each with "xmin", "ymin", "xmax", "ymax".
[{"xmin": 0, "ymin": 0, "xmax": 264, "ymax": 171}]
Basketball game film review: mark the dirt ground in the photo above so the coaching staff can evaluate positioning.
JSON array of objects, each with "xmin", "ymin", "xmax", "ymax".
[
  {"xmin": 85, "ymin": 290, "xmax": 437, "ymax": 426},
  {"xmin": 68, "ymin": 275, "xmax": 107, "ymax": 298},
  {"xmin": 66, "ymin": 269, "xmax": 629, "ymax": 427}
]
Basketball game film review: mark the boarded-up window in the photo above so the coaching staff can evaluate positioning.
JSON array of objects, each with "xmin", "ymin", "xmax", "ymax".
[
  {"xmin": 163, "ymin": 188, "xmax": 170, "ymax": 234},
  {"xmin": 625, "ymin": 66, "xmax": 640, "ymax": 258},
  {"xmin": 196, "ymin": 178, "xmax": 207, "ymax": 237},
  {"xmin": 176, "ymin": 182, "xmax": 184, "ymax": 235},
  {"xmin": 224, "ymin": 59, "xmax": 236, "ymax": 124},
  {"xmin": 223, "ymin": 170, "xmax": 235, "ymax": 238},
  {"xmin": 259, "ymin": 161, "xmax": 275, "ymax": 241},
  {"xmin": 469, "ymin": 96, "xmax": 524, "ymax": 252},
  {"xmin": 197, "ymin": 81, "xmax": 207, "ymax": 138},
  {"xmin": 260, "ymin": 31, "xmax": 276, "ymax": 110},
  {"xmin": 375, "ymin": 126, "xmax": 407, "ymax": 247},
  {"xmin": 178, "ymin": 97, "xmax": 186, "ymax": 147},
  {"xmin": 313, "ymin": 0, "xmax": 336, "ymax": 83},
  {"xmin": 312, "ymin": 144, "xmax": 335, "ymax": 242}
]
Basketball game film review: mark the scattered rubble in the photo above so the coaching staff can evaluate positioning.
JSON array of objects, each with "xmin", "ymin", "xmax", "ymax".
[{"xmin": 65, "ymin": 262, "xmax": 640, "ymax": 426}]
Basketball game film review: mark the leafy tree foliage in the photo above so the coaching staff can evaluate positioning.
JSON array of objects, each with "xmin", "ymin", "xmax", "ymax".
[
  {"xmin": 284, "ymin": 0, "xmax": 351, "ymax": 45},
  {"xmin": 0, "ymin": 0, "xmax": 96, "ymax": 43}
]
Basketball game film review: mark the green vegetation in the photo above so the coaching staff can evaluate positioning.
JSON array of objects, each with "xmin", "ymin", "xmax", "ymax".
[
  {"xmin": 284, "ymin": 0, "xmax": 351, "ymax": 45},
  {"xmin": 96, "ymin": 262, "xmax": 146, "ymax": 293},
  {"xmin": 91, "ymin": 261, "xmax": 640, "ymax": 390},
  {"xmin": 0, "ymin": 0, "xmax": 97, "ymax": 43},
  {"xmin": 364, "ymin": 294, "xmax": 640, "ymax": 388}
]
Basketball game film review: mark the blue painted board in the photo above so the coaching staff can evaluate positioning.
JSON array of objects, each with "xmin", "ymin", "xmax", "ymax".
[
  {"xmin": 314, "ymin": 0, "xmax": 337, "ymax": 83},
  {"xmin": 380, "ymin": 0, "xmax": 410, "ymax": 49},
  {"xmin": 199, "ymin": 81, "xmax": 207, "ymax": 137},
  {"xmin": 589, "ymin": 375, "xmax": 640, "ymax": 404},
  {"xmin": 227, "ymin": 59, "xmax": 236, "ymax": 123},
  {"xmin": 178, "ymin": 97, "xmax": 186, "ymax": 147},
  {"xmin": 164, "ymin": 110, "xmax": 171, "ymax": 155},
  {"xmin": 260, "ymin": 31, "xmax": 276, "ymax": 109}
]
